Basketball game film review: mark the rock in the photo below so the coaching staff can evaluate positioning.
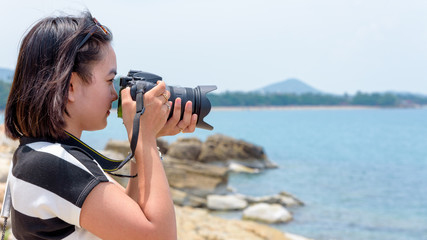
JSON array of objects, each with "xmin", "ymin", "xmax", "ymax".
[
  {"xmin": 278, "ymin": 191, "xmax": 305, "ymax": 207},
  {"xmin": 229, "ymin": 162, "xmax": 259, "ymax": 173},
  {"xmin": 198, "ymin": 134, "xmax": 278, "ymax": 169},
  {"xmin": 0, "ymin": 124, "xmax": 19, "ymax": 155},
  {"xmin": 240, "ymin": 191, "xmax": 304, "ymax": 207},
  {"xmin": 0, "ymin": 182, "xmax": 6, "ymax": 207},
  {"xmin": 207, "ymin": 194, "xmax": 248, "ymax": 210},
  {"xmin": 284, "ymin": 232, "xmax": 314, "ymax": 240},
  {"xmin": 104, "ymin": 140, "xmax": 130, "ymax": 157},
  {"xmin": 98, "ymin": 150, "xmax": 130, "ymax": 187},
  {"xmin": 163, "ymin": 157, "xmax": 229, "ymax": 198},
  {"xmin": 156, "ymin": 138, "xmax": 169, "ymax": 155},
  {"xmin": 104, "ymin": 138, "xmax": 169, "ymax": 156},
  {"xmin": 0, "ymin": 162, "xmax": 10, "ymax": 183},
  {"xmin": 167, "ymin": 138, "xmax": 202, "ymax": 160},
  {"xmin": 0, "ymin": 125, "xmax": 14, "ymax": 184},
  {"xmin": 170, "ymin": 188, "xmax": 207, "ymax": 208},
  {"xmin": 243, "ymin": 203, "xmax": 293, "ymax": 224},
  {"xmin": 175, "ymin": 205, "xmax": 310, "ymax": 240}
]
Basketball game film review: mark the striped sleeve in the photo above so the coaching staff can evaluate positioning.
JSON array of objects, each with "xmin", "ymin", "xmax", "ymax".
[{"xmin": 11, "ymin": 141, "xmax": 109, "ymax": 230}]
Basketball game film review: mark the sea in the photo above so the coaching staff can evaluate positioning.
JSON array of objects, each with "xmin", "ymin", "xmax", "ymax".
[{"xmin": 1, "ymin": 107, "xmax": 427, "ymax": 240}]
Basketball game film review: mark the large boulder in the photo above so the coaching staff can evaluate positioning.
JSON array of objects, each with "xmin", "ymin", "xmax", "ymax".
[
  {"xmin": 243, "ymin": 203, "xmax": 293, "ymax": 224},
  {"xmin": 165, "ymin": 134, "xmax": 277, "ymax": 169},
  {"xmin": 163, "ymin": 157, "xmax": 229, "ymax": 198},
  {"xmin": 166, "ymin": 138, "xmax": 201, "ymax": 160},
  {"xmin": 198, "ymin": 134, "xmax": 277, "ymax": 169}
]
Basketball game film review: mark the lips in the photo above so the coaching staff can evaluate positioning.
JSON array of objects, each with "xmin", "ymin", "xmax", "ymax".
[{"xmin": 107, "ymin": 105, "xmax": 112, "ymax": 116}]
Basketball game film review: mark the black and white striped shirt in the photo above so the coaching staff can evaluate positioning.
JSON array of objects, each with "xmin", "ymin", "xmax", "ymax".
[{"xmin": 10, "ymin": 137, "xmax": 110, "ymax": 239}]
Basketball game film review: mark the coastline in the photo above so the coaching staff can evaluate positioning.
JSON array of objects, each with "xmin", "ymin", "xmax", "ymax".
[{"xmin": 211, "ymin": 105, "xmax": 417, "ymax": 111}]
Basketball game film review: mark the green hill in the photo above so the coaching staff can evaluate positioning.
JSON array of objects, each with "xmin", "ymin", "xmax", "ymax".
[{"xmin": 257, "ymin": 78, "xmax": 321, "ymax": 94}]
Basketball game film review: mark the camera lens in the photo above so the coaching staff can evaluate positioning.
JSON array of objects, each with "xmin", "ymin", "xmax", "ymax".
[{"xmin": 167, "ymin": 85, "xmax": 217, "ymax": 130}]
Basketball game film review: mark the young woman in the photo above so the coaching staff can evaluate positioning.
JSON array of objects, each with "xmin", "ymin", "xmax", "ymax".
[{"xmin": 4, "ymin": 11, "xmax": 196, "ymax": 239}]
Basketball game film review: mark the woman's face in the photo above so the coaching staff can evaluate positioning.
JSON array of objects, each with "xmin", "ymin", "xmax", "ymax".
[{"xmin": 68, "ymin": 43, "xmax": 118, "ymax": 134}]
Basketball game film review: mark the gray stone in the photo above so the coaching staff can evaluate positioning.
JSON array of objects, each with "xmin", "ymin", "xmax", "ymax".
[
  {"xmin": 167, "ymin": 138, "xmax": 202, "ymax": 160},
  {"xmin": 243, "ymin": 203, "xmax": 293, "ymax": 224},
  {"xmin": 207, "ymin": 194, "xmax": 248, "ymax": 210},
  {"xmin": 239, "ymin": 191, "xmax": 304, "ymax": 207},
  {"xmin": 198, "ymin": 134, "xmax": 277, "ymax": 169},
  {"xmin": 163, "ymin": 157, "xmax": 229, "ymax": 198}
]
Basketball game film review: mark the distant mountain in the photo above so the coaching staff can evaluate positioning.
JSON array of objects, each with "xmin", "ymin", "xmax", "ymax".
[
  {"xmin": 256, "ymin": 78, "xmax": 321, "ymax": 95},
  {"xmin": 0, "ymin": 67, "xmax": 14, "ymax": 83}
]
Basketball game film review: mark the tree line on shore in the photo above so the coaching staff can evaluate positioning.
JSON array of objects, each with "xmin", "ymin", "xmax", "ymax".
[
  {"xmin": 207, "ymin": 91, "xmax": 427, "ymax": 107},
  {"xmin": 1, "ymin": 79, "xmax": 427, "ymax": 110}
]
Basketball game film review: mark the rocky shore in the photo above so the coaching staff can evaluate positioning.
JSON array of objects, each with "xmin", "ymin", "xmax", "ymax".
[{"xmin": 0, "ymin": 124, "xmax": 312, "ymax": 240}]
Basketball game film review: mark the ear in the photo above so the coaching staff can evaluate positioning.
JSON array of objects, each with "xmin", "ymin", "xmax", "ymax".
[{"xmin": 68, "ymin": 72, "xmax": 81, "ymax": 103}]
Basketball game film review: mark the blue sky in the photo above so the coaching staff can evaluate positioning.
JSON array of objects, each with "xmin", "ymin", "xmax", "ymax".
[{"xmin": 1, "ymin": 0, "xmax": 427, "ymax": 94}]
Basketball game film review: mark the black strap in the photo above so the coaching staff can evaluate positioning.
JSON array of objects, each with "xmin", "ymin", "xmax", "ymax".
[
  {"xmin": 113, "ymin": 84, "xmax": 145, "ymax": 177},
  {"xmin": 129, "ymin": 86, "xmax": 145, "ymax": 160}
]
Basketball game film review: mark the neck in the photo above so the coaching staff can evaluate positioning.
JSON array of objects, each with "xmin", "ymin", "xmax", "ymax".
[{"xmin": 63, "ymin": 125, "xmax": 82, "ymax": 139}]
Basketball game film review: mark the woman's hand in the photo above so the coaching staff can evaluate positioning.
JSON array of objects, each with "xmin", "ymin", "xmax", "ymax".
[
  {"xmin": 157, "ymin": 97, "xmax": 198, "ymax": 137},
  {"xmin": 121, "ymin": 81, "xmax": 171, "ymax": 140}
]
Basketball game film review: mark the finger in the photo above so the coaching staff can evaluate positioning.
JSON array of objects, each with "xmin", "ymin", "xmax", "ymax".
[
  {"xmin": 159, "ymin": 93, "xmax": 169, "ymax": 104},
  {"xmin": 120, "ymin": 87, "xmax": 132, "ymax": 102},
  {"xmin": 178, "ymin": 101, "xmax": 193, "ymax": 132},
  {"xmin": 171, "ymin": 98, "xmax": 182, "ymax": 123},
  {"xmin": 186, "ymin": 114, "xmax": 198, "ymax": 133},
  {"xmin": 147, "ymin": 81, "xmax": 166, "ymax": 97},
  {"xmin": 161, "ymin": 92, "xmax": 170, "ymax": 103},
  {"xmin": 167, "ymin": 101, "xmax": 173, "ymax": 115},
  {"xmin": 162, "ymin": 101, "xmax": 171, "ymax": 114},
  {"xmin": 160, "ymin": 99, "xmax": 179, "ymax": 131}
]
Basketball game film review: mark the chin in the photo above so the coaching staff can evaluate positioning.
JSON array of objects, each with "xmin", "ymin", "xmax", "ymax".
[{"xmin": 88, "ymin": 121, "xmax": 108, "ymax": 131}]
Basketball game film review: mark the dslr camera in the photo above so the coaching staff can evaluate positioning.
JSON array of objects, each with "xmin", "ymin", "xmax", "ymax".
[{"xmin": 118, "ymin": 70, "xmax": 217, "ymax": 130}]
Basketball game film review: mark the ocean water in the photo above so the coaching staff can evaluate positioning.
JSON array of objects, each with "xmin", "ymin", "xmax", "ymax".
[{"xmin": 2, "ymin": 108, "xmax": 427, "ymax": 240}]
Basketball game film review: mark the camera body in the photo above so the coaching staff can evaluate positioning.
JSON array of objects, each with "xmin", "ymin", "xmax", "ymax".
[{"xmin": 118, "ymin": 70, "xmax": 217, "ymax": 130}]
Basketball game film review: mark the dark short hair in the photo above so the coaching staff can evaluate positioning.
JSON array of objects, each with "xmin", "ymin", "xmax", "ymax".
[{"xmin": 5, "ymin": 11, "xmax": 113, "ymax": 140}]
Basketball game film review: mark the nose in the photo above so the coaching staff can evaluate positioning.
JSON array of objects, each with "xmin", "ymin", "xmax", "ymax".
[{"xmin": 111, "ymin": 85, "xmax": 119, "ymax": 101}]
